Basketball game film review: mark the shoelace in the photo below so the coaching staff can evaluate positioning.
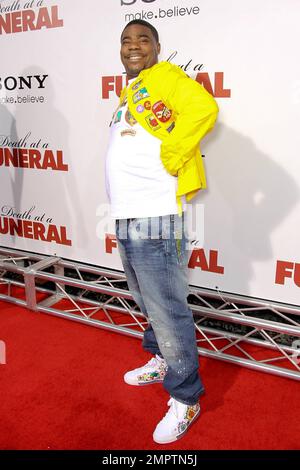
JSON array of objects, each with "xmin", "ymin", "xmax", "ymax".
[
  {"xmin": 146, "ymin": 356, "xmax": 166, "ymax": 369},
  {"xmin": 137, "ymin": 357, "xmax": 160, "ymax": 371},
  {"xmin": 134, "ymin": 356, "xmax": 166, "ymax": 373},
  {"xmin": 145, "ymin": 357, "xmax": 157, "ymax": 368},
  {"xmin": 164, "ymin": 398, "xmax": 182, "ymax": 421}
]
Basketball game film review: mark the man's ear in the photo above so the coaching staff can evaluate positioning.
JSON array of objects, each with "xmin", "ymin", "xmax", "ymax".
[{"xmin": 157, "ymin": 42, "xmax": 161, "ymax": 54}]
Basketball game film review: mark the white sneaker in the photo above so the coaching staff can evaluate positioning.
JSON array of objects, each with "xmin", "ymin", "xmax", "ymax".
[
  {"xmin": 153, "ymin": 397, "xmax": 200, "ymax": 444},
  {"xmin": 124, "ymin": 355, "xmax": 167, "ymax": 386}
]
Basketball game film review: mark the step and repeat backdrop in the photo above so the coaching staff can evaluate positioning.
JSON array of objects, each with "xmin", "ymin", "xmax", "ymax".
[{"xmin": 0, "ymin": 0, "xmax": 299, "ymax": 306}]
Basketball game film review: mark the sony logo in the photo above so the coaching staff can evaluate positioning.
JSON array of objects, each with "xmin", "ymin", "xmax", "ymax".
[
  {"xmin": 0, "ymin": 75, "xmax": 48, "ymax": 91},
  {"xmin": 121, "ymin": 0, "xmax": 157, "ymax": 6}
]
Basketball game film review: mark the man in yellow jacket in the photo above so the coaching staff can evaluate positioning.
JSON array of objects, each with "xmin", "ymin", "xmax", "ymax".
[{"xmin": 105, "ymin": 19, "xmax": 218, "ymax": 444}]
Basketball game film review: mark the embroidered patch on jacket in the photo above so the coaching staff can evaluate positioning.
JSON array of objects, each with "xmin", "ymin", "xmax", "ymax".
[
  {"xmin": 133, "ymin": 87, "xmax": 150, "ymax": 104},
  {"xmin": 145, "ymin": 114, "xmax": 161, "ymax": 130},
  {"xmin": 167, "ymin": 122, "xmax": 175, "ymax": 133},
  {"xmin": 152, "ymin": 100, "xmax": 172, "ymax": 123},
  {"xmin": 132, "ymin": 79, "xmax": 143, "ymax": 90},
  {"xmin": 120, "ymin": 129, "xmax": 136, "ymax": 137},
  {"xmin": 125, "ymin": 109, "xmax": 137, "ymax": 126},
  {"xmin": 136, "ymin": 104, "xmax": 144, "ymax": 113},
  {"xmin": 144, "ymin": 100, "xmax": 152, "ymax": 110}
]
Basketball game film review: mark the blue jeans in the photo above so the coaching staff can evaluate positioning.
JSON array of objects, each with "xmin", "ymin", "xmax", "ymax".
[{"xmin": 116, "ymin": 214, "xmax": 204, "ymax": 405}]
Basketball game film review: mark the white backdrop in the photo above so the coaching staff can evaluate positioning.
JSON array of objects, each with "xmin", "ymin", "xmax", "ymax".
[{"xmin": 0, "ymin": 0, "xmax": 300, "ymax": 306}]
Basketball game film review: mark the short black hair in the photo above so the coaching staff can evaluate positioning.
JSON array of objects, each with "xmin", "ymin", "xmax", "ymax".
[{"xmin": 121, "ymin": 19, "xmax": 159, "ymax": 43}]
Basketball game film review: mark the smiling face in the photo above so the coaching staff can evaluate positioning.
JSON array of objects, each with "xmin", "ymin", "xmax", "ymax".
[{"xmin": 120, "ymin": 24, "xmax": 161, "ymax": 79}]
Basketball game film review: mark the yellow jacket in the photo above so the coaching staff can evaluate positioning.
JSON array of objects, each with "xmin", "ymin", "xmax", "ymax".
[{"xmin": 119, "ymin": 61, "xmax": 218, "ymax": 210}]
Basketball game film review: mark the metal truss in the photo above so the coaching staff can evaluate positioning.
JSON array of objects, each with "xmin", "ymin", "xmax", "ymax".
[{"xmin": 1, "ymin": 246, "xmax": 300, "ymax": 381}]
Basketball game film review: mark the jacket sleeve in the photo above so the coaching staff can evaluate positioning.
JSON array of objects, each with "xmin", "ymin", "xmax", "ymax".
[{"xmin": 153, "ymin": 63, "xmax": 219, "ymax": 176}]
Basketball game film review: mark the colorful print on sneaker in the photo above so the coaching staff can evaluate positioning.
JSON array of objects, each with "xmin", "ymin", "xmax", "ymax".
[
  {"xmin": 137, "ymin": 365, "xmax": 166, "ymax": 384},
  {"xmin": 177, "ymin": 404, "xmax": 200, "ymax": 437}
]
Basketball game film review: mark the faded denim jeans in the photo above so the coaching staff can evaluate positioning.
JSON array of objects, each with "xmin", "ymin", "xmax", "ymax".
[{"xmin": 116, "ymin": 214, "xmax": 205, "ymax": 405}]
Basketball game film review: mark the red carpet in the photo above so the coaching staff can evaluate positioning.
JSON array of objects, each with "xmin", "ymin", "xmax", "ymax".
[{"xmin": 0, "ymin": 298, "xmax": 299, "ymax": 450}]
